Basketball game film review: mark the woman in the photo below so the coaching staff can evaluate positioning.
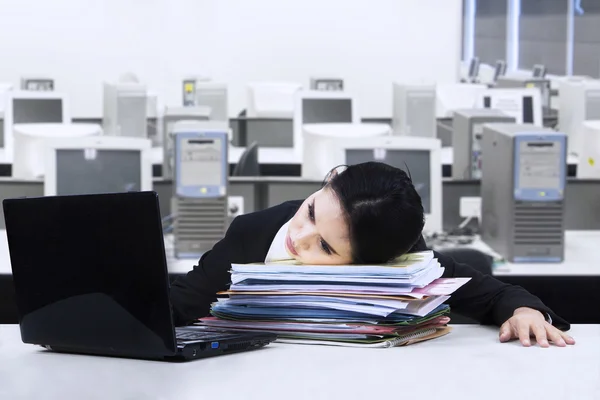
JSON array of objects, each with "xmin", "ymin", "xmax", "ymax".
[{"xmin": 170, "ymin": 162, "xmax": 575, "ymax": 348}]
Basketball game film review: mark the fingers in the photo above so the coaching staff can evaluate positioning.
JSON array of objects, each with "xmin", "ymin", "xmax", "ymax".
[
  {"xmin": 518, "ymin": 323, "xmax": 531, "ymax": 347},
  {"xmin": 499, "ymin": 322, "xmax": 513, "ymax": 343},
  {"xmin": 561, "ymin": 331, "xmax": 576, "ymax": 345},
  {"xmin": 544, "ymin": 324, "xmax": 566, "ymax": 347},
  {"xmin": 532, "ymin": 324, "xmax": 549, "ymax": 348}
]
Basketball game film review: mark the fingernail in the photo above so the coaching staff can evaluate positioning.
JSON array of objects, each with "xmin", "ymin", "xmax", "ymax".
[
  {"xmin": 524, "ymin": 340, "xmax": 530, "ymax": 346},
  {"xmin": 558, "ymin": 339, "xmax": 566, "ymax": 346},
  {"xmin": 541, "ymin": 340, "xmax": 549, "ymax": 347}
]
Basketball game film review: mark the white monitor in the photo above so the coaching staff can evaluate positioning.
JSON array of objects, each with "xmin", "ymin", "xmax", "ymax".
[
  {"xmin": 436, "ymin": 83, "xmax": 488, "ymax": 118},
  {"xmin": 3, "ymin": 91, "xmax": 70, "ymax": 160},
  {"xmin": 20, "ymin": 77, "xmax": 54, "ymax": 91},
  {"xmin": 532, "ymin": 64, "xmax": 547, "ymax": 78},
  {"xmin": 0, "ymin": 83, "xmax": 13, "ymax": 114},
  {"xmin": 195, "ymin": 82, "xmax": 228, "ymax": 121},
  {"xmin": 392, "ymin": 82, "xmax": 436, "ymax": 137},
  {"xmin": 44, "ymin": 136, "xmax": 152, "ymax": 196},
  {"xmin": 468, "ymin": 57, "xmax": 480, "ymax": 80},
  {"xmin": 579, "ymin": 121, "xmax": 600, "ymax": 178},
  {"xmin": 247, "ymin": 82, "xmax": 302, "ymax": 118},
  {"xmin": 13, "ymin": 123, "xmax": 102, "ymax": 179},
  {"xmin": 293, "ymin": 90, "xmax": 359, "ymax": 156},
  {"xmin": 476, "ymin": 88, "xmax": 543, "ymax": 126},
  {"xmin": 102, "ymin": 82, "xmax": 148, "ymax": 138},
  {"xmin": 309, "ymin": 77, "xmax": 344, "ymax": 91},
  {"xmin": 558, "ymin": 79, "xmax": 600, "ymax": 156},
  {"xmin": 476, "ymin": 63, "xmax": 496, "ymax": 86},
  {"xmin": 494, "ymin": 60, "xmax": 507, "ymax": 81},
  {"xmin": 304, "ymin": 134, "xmax": 442, "ymax": 234}
]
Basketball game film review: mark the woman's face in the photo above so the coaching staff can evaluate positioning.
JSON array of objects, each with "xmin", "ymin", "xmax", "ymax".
[{"xmin": 285, "ymin": 187, "xmax": 353, "ymax": 265}]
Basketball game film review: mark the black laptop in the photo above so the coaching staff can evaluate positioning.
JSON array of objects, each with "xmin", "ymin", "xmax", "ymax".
[{"xmin": 3, "ymin": 191, "xmax": 276, "ymax": 361}]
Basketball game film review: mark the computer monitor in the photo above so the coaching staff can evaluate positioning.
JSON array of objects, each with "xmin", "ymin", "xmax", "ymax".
[
  {"xmin": 436, "ymin": 83, "xmax": 488, "ymax": 118},
  {"xmin": 477, "ymin": 88, "xmax": 542, "ymax": 126},
  {"xmin": 195, "ymin": 82, "xmax": 228, "ymax": 122},
  {"xmin": 247, "ymin": 82, "xmax": 302, "ymax": 118},
  {"xmin": 468, "ymin": 57, "xmax": 480, "ymax": 80},
  {"xmin": 102, "ymin": 82, "xmax": 148, "ymax": 138},
  {"xmin": 309, "ymin": 77, "xmax": 344, "ymax": 91},
  {"xmin": 304, "ymin": 134, "xmax": 442, "ymax": 234},
  {"xmin": 3, "ymin": 91, "xmax": 70, "ymax": 160},
  {"xmin": 20, "ymin": 77, "xmax": 54, "ymax": 91},
  {"xmin": 43, "ymin": 136, "xmax": 152, "ymax": 197},
  {"xmin": 579, "ymin": 121, "xmax": 600, "ymax": 178},
  {"xmin": 392, "ymin": 82, "xmax": 436, "ymax": 138},
  {"xmin": 494, "ymin": 60, "xmax": 507, "ymax": 82},
  {"xmin": 293, "ymin": 90, "xmax": 359, "ymax": 155},
  {"xmin": 558, "ymin": 78, "xmax": 600, "ymax": 156},
  {"xmin": 532, "ymin": 64, "xmax": 547, "ymax": 78}
]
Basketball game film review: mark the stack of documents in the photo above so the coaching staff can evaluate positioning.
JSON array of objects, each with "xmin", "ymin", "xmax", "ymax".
[{"xmin": 198, "ymin": 251, "xmax": 470, "ymax": 347}]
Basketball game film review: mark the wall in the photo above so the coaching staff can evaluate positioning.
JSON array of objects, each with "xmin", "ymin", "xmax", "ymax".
[{"xmin": 0, "ymin": 0, "xmax": 463, "ymax": 118}]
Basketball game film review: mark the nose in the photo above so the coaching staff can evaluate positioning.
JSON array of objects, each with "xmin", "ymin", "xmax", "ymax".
[{"xmin": 294, "ymin": 225, "xmax": 316, "ymax": 250}]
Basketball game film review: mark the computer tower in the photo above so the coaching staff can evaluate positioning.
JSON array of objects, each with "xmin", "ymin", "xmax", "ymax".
[
  {"xmin": 481, "ymin": 123, "xmax": 567, "ymax": 263},
  {"xmin": 172, "ymin": 123, "xmax": 229, "ymax": 259},
  {"xmin": 495, "ymin": 76, "xmax": 551, "ymax": 109},
  {"xmin": 162, "ymin": 106, "xmax": 213, "ymax": 179},
  {"xmin": 103, "ymin": 82, "xmax": 148, "ymax": 138},
  {"xmin": 452, "ymin": 109, "xmax": 515, "ymax": 179},
  {"xmin": 392, "ymin": 83, "xmax": 436, "ymax": 138}
]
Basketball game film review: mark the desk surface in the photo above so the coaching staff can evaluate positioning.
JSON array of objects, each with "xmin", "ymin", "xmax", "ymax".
[
  {"xmin": 472, "ymin": 231, "xmax": 600, "ymax": 276},
  {"xmin": 1, "ymin": 324, "xmax": 598, "ymax": 400}
]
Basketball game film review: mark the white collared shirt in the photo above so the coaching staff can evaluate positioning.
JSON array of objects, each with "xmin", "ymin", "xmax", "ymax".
[{"xmin": 265, "ymin": 220, "xmax": 293, "ymax": 263}]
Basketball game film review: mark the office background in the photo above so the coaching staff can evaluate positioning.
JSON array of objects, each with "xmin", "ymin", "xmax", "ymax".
[
  {"xmin": 0, "ymin": 0, "xmax": 462, "ymax": 118},
  {"xmin": 0, "ymin": 0, "xmax": 599, "ymax": 326}
]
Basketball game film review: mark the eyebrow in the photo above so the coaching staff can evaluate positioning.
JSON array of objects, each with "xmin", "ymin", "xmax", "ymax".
[{"xmin": 313, "ymin": 198, "xmax": 339, "ymax": 256}]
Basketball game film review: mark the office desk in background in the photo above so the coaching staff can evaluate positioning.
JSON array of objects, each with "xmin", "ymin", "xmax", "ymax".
[
  {"xmin": 2, "ymin": 230, "xmax": 600, "ymax": 325},
  {"xmin": 1, "ymin": 324, "xmax": 598, "ymax": 400}
]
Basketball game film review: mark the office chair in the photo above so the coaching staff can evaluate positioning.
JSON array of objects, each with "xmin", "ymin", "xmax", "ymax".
[{"xmin": 232, "ymin": 141, "xmax": 260, "ymax": 176}]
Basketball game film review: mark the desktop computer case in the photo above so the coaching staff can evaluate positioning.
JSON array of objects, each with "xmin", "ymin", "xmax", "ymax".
[
  {"xmin": 173, "ymin": 197, "xmax": 228, "ymax": 259},
  {"xmin": 481, "ymin": 124, "xmax": 565, "ymax": 262},
  {"xmin": 452, "ymin": 109, "xmax": 515, "ymax": 180}
]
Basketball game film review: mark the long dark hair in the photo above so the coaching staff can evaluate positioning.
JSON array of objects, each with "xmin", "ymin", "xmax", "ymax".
[{"xmin": 325, "ymin": 162, "xmax": 424, "ymax": 264}]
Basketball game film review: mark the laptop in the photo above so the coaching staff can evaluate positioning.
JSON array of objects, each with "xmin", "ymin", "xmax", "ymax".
[{"xmin": 3, "ymin": 191, "xmax": 276, "ymax": 361}]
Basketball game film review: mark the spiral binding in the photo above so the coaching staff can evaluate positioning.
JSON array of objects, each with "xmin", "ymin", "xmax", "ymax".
[{"xmin": 382, "ymin": 328, "xmax": 437, "ymax": 348}]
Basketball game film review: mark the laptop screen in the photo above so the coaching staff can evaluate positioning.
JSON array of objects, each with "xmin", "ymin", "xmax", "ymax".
[{"xmin": 3, "ymin": 192, "xmax": 177, "ymax": 356}]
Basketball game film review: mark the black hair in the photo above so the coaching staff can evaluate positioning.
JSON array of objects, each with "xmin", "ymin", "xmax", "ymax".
[{"xmin": 326, "ymin": 162, "xmax": 424, "ymax": 264}]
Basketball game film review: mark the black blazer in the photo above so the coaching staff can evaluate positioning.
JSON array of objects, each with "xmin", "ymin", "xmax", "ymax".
[{"xmin": 170, "ymin": 200, "xmax": 569, "ymax": 329}]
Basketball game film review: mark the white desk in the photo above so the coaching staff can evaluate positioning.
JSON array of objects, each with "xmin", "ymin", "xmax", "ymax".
[
  {"xmin": 0, "ymin": 324, "xmax": 598, "ymax": 400},
  {"xmin": 463, "ymin": 231, "xmax": 600, "ymax": 277}
]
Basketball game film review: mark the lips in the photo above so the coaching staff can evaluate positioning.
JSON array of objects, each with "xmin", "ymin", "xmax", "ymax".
[{"xmin": 285, "ymin": 233, "xmax": 299, "ymax": 256}]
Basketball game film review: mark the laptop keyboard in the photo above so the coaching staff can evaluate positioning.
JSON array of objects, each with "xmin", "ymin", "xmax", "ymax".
[{"xmin": 175, "ymin": 327, "xmax": 242, "ymax": 342}]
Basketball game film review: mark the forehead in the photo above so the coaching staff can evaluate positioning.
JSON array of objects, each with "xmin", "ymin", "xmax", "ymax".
[{"xmin": 313, "ymin": 189, "xmax": 351, "ymax": 253}]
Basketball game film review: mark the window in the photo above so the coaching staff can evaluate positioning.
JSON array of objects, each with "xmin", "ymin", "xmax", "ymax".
[
  {"xmin": 573, "ymin": 0, "xmax": 600, "ymax": 77},
  {"xmin": 473, "ymin": 0, "xmax": 508, "ymax": 65},
  {"xmin": 518, "ymin": 0, "xmax": 568, "ymax": 75}
]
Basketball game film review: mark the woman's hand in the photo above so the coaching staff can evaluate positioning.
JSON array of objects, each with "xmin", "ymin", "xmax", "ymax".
[{"xmin": 499, "ymin": 307, "xmax": 576, "ymax": 347}]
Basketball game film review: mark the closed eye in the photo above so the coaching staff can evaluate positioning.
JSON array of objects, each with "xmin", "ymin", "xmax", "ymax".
[
  {"xmin": 308, "ymin": 200, "xmax": 334, "ymax": 256},
  {"xmin": 320, "ymin": 239, "xmax": 331, "ymax": 255}
]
